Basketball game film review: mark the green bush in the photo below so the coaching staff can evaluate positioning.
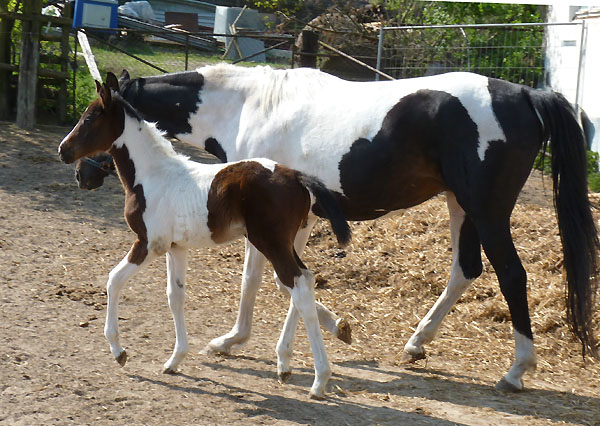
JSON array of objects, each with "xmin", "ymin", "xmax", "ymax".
[
  {"xmin": 534, "ymin": 149, "xmax": 600, "ymax": 192},
  {"xmin": 69, "ymin": 68, "xmax": 97, "ymax": 120},
  {"xmin": 588, "ymin": 173, "xmax": 600, "ymax": 193}
]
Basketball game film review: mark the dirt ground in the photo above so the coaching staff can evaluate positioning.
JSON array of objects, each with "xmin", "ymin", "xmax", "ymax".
[{"xmin": 1, "ymin": 121, "xmax": 599, "ymax": 426}]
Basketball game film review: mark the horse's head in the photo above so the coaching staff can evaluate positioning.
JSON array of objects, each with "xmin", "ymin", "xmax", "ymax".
[
  {"xmin": 58, "ymin": 72, "xmax": 124, "ymax": 164},
  {"xmin": 75, "ymin": 153, "xmax": 115, "ymax": 190}
]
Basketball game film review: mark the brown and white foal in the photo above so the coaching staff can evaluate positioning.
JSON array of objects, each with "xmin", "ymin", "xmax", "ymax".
[{"xmin": 58, "ymin": 82, "xmax": 351, "ymax": 399}]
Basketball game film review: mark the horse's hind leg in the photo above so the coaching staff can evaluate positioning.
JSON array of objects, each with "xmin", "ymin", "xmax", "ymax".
[
  {"xmin": 205, "ymin": 217, "xmax": 349, "ymax": 356},
  {"xmin": 104, "ymin": 240, "xmax": 156, "ymax": 366},
  {"xmin": 163, "ymin": 244, "xmax": 189, "ymax": 374},
  {"xmin": 276, "ymin": 216, "xmax": 350, "ymax": 383},
  {"xmin": 479, "ymin": 221, "xmax": 537, "ymax": 391},
  {"xmin": 403, "ymin": 192, "xmax": 482, "ymax": 362},
  {"xmin": 279, "ymin": 268, "xmax": 331, "ymax": 399},
  {"xmin": 203, "ymin": 239, "xmax": 267, "ymax": 355}
]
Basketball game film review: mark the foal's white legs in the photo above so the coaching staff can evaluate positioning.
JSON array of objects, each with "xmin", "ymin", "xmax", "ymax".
[
  {"xmin": 286, "ymin": 269, "xmax": 332, "ymax": 399},
  {"xmin": 403, "ymin": 192, "xmax": 476, "ymax": 361},
  {"xmin": 276, "ymin": 216, "xmax": 349, "ymax": 381},
  {"xmin": 163, "ymin": 244, "xmax": 189, "ymax": 374},
  {"xmin": 104, "ymin": 248, "xmax": 156, "ymax": 366}
]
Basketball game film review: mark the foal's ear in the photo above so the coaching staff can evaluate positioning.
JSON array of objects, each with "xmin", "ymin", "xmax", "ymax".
[
  {"xmin": 98, "ymin": 83, "xmax": 112, "ymax": 109},
  {"xmin": 95, "ymin": 80, "xmax": 102, "ymax": 93},
  {"xmin": 106, "ymin": 72, "xmax": 119, "ymax": 92},
  {"xmin": 119, "ymin": 69, "xmax": 131, "ymax": 82}
]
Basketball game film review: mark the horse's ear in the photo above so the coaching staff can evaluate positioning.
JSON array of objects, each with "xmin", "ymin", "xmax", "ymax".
[
  {"xmin": 95, "ymin": 80, "xmax": 102, "ymax": 93},
  {"xmin": 106, "ymin": 72, "xmax": 119, "ymax": 92},
  {"xmin": 98, "ymin": 83, "xmax": 112, "ymax": 109},
  {"xmin": 119, "ymin": 69, "xmax": 130, "ymax": 83}
]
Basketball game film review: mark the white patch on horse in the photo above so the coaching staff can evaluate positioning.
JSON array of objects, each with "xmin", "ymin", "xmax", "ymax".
[{"xmin": 248, "ymin": 158, "xmax": 277, "ymax": 173}]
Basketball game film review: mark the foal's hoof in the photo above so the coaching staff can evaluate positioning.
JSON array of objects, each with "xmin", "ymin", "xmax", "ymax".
[
  {"xmin": 495, "ymin": 377, "xmax": 523, "ymax": 392},
  {"xmin": 278, "ymin": 371, "xmax": 292, "ymax": 384},
  {"xmin": 115, "ymin": 350, "xmax": 128, "ymax": 367},
  {"xmin": 401, "ymin": 349, "xmax": 426, "ymax": 364},
  {"xmin": 336, "ymin": 319, "xmax": 352, "ymax": 345},
  {"xmin": 308, "ymin": 390, "xmax": 325, "ymax": 400}
]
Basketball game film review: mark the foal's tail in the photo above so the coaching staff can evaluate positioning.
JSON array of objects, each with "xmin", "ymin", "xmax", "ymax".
[
  {"xmin": 527, "ymin": 89, "xmax": 600, "ymax": 358},
  {"xmin": 298, "ymin": 174, "xmax": 351, "ymax": 247}
]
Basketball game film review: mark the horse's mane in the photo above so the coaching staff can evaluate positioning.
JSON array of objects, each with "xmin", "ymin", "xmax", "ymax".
[
  {"xmin": 117, "ymin": 93, "xmax": 186, "ymax": 161},
  {"xmin": 198, "ymin": 63, "xmax": 340, "ymax": 112}
]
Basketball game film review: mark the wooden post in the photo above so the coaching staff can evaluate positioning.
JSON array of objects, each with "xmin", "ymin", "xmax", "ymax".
[
  {"xmin": 58, "ymin": 2, "xmax": 72, "ymax": 123},
  {"xmin": 16, "ymin": 0, "xmax": 42, "ymax": 129},
  {"xmin": 0, "ymin": 0, "xmax": 12, "ymax": 120},
  {"xmin": 299, "ymin": 30, "xmax": 318, "ymax": 68}
]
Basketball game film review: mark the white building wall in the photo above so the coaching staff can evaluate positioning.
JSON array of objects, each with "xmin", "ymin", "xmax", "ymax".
[{"xmin": 546, "ymin": 4, "xmax": 600, "ymax": 152}]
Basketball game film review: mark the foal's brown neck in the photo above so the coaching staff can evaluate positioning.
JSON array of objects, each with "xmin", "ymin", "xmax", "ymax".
[{"xmin": 108, "ymin": 144, "xmax": 148, "ymax": 259}]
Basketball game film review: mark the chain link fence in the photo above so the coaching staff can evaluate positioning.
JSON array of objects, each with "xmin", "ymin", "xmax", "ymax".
[{"xmin": 376, "ymin": 22, "xmax": 584, "ymax": 90}]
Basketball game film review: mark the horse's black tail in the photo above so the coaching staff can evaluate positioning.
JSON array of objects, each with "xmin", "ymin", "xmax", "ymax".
[
  {"xmin": 297, "ymin": 173, "xmax": 351, "ymax": 247},
  {"xmin": 526, "ymin": 88, "xmax": 600, "ymax": 358}
]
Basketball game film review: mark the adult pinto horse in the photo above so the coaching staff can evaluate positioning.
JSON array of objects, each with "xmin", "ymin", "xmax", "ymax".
[{"xmin": 87, "ymin": 66, "xmax": 598, "ymax": 392}]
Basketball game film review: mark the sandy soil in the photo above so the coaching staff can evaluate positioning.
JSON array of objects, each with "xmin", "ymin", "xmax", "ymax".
[{"xmin": 1, "ymin": 121, "xmax": 599, "ymax": 426}]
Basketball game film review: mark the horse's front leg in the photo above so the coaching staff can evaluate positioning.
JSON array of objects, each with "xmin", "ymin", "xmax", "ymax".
[
  {"xmin": 163, "ymin": 244, "xmax": 189, "ymax": 374},
  {"xmin": 203, "ymin": 239, "xmax": 266, "ymax": 355},
  {"xmin": 104, "ymin": 240, "xmax": 155, "ymax": 366}
]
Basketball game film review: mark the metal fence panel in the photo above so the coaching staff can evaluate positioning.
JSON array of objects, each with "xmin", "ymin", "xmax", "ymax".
[{"xmin": 376, "ymin": 22, "xmax": 584, "ymax": 91}]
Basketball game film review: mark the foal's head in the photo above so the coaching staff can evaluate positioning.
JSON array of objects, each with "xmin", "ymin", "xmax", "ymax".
[
  {"xmin": 75, "ymin": 153, "xmax": 115, "ymax": 190},
  {"xmin": 58, "ymin": 74, "xmax": 123, "ymax": 164}
]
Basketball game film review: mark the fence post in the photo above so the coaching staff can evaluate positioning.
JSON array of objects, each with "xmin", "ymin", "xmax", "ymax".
[
  {"xmin": 376, "ymin": 26, "xmax": 384, "ymax": 81},
  {"xmin": 185, "ymin": 34, "xmax": 189, "ymax": 71},
  {"xmin": 299, "ymin": 30, "xmax": 318, "ymax": 68},
  {"xmin": 58, "ymin": 2, "xmax": 72, "ymax": 123},
  {"xmin": 575, "ymin": 20, "xmax": 587, "ymax": 111},
  {"xmin": 16, "ymin": 0, "xmax": 42, "ymax": 129}
]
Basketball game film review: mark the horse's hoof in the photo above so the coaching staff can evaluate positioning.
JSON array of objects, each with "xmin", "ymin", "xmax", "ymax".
[
  {"xmin": 336, "ymin": 319, "xmax": 352, "ymax": 345},
  {"xmin": 401, "ymin": 349, "xmax": 426, "ymax": 364},
  {"xmin": 200, "ymin": 343, "xmax": 230, "ymax": 356},
  {"xmin": 308, "ymin": 390, "xmax": 325, "ymax": 400},
  {"xmin": 200, "ymin": 345, "xmax": 221, "ymax": 356},
  {"xmin": 163, "ymin": 366, "xmax": 177, "ymax": 375},
  {"xmin": 495, "ymin": 377, "xmax": 523, "ymax": 392},
  {"xmin": 278, "ymin": 371, "xmax": 292, "ymax": 384},
  {"xmin": 115, "ymin": 350, "xmax": 127, "ymax": 367}
]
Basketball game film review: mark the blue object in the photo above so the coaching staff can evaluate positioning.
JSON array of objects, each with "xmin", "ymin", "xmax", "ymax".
[{"xmin": 73, "ymin": 0, "xmax": 118, "ymax": 29}]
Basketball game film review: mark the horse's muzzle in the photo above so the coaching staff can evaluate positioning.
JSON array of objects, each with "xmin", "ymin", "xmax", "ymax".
[{"xmin": 58, "ymin": 148, "xmax": 74, "ymax": 164}]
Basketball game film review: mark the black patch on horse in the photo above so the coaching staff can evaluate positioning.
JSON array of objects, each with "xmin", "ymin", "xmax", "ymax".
[
  {"xmin": 119, "ymin": 71, "xmax": 204, "ymax": 137},
  {"xmin": 205, "ymin": 138, "xmax": 227, "ymax": 163},
  {"xmin": 458, "ymin": 216, "xmax": 483, "ymax": 280},
  {"xmin": 337, "ymin": 89, "xmax": 482, "ymax": 221}
]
